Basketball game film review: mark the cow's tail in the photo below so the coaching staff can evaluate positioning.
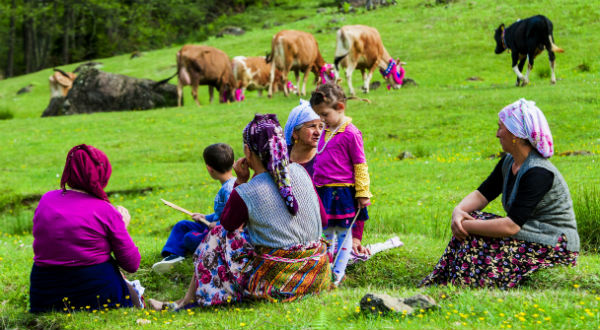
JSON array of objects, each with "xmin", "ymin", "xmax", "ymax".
[
  {"xmin": 154, "ymin": 70, "xmax": 178, "ymax": 86},
  {"xmin": 544, "ymin": 16, "xmax": 564, "ymax": 53},
  {"xmin": 334, "ymin": 28, "xmax": 350, "ymax": 70},
  {"xmin": 154, "ymin": 51, "xmax": 181, "ymax": 86},
  {"xmin": 334, "ymin": 54, "xmax": 348, "ymax": 71},
  {"xmin": 549, "ymin": 35, "xmax": 564, "ymax": 53},
  {"xmin": 53, "ymin": 68, "xmax": 70, "ymax": 78}
]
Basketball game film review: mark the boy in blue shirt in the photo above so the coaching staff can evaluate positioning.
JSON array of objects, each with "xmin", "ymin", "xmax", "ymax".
[{"xmin": 152, "ymin": 143, "xmax": 236, "ymax": 273}]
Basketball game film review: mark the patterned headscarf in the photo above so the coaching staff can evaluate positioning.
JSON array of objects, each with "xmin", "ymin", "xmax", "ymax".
[
  {"xmin": 284, "ymin": 99, "xmax": 320, "ymax": 146},
  {"xmin": 498, "ymin": 98, "xmax": 554, "ymax": 158},
  {"xmin": 60, "ymin": 144, "xmax": 112, "ymax": 202},
  {"xmin": 243, "ymin": 114, "xmax": 299, "ymax": 215}
]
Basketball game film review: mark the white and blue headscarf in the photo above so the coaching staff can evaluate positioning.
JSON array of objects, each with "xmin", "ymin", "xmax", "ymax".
[{"xmin": 284, "ymin": 99, "xmax": 320, "ymax": 147}]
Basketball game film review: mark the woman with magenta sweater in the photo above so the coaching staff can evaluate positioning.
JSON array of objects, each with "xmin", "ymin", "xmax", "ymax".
[{"xmin": 29, "ymin": 144, "xmax": 142, "ymax": 313}]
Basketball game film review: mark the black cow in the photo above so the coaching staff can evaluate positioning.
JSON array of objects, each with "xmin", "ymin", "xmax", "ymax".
[{"xmin": 494, "ymin": 15, "xmax": 563, "ymax": 86}]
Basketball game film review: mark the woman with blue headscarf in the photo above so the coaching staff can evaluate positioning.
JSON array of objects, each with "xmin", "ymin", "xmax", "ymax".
[
  {"xmin": 421, "ymin": 99, "xmax": 579, "ymax": 289},
  {"xmin": 284, "ymin": 99, "xmax": 324, "ymax": 177}
]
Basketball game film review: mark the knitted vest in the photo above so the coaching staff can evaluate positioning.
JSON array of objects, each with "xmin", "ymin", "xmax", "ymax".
[
  {"xmin": 502, "ymin": 152, "xmax": 580, "ymax": 251},
  {"xmin": 235, "ymin": 163, "xmax": 322, "ymax": 248}
]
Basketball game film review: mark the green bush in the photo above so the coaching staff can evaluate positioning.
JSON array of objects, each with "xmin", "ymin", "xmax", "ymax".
[
  {"xmin": 573, "ymin": 185, "xmax": 600, "ymax": 253},
  {"xmin": 0, "ymin": 107, "xmax": 14, "ymax": 120}
]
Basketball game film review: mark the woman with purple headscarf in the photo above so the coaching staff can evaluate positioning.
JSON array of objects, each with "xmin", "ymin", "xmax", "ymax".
[
  {"xmin": 29, "ymin": 144, "xmax": 143, "ymax": 313},
  {"xmin": 149, "ymin": 114, "xmax": 330, "ymax": 310},
  {"xmin": 421, "ymin": 99, "xmax": 579, "ymax": 289}
]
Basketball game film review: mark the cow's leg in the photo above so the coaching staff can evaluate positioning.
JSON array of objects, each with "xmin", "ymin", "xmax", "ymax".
[
  {"xmin": 294, "ymin": 70, "xmax": 301, "ymax": 96},
  {"xmin": 208, "ymin": 85, "xmax": 214, "ymax": 104},
  {"xmin": 360, "ymin": 69, "xmax": 368, "ymax": 93},
  {"xmin": 191, "ymin": 82, "xmax": 201, "ymax": 106},
  {"xmin": 345, "ymin": 62, "xmax": 357, "ymax": 96},
  {"xmin": 177, "ymin": 80, "xmax": 184, "ymax": 107},
  {"xmin": 268, "ymin": 62, "xmax": 277, "ymax": 98},
  {"xmin": 548, "ymin": 51, "xmax": 557, "ymax": 84},
  {"xmin": 512, "ymin": 53, "xmax": 525, "ymax": 87},
  {"xmin": 301, "ymin": 69, "xmax": 310, "ymax": 97},
  {"xmin": 523, "ymin": 52, "xmax": 535, "ymax": 86},
  {"xmin": 363, "ymin": 68, "xmax": 375, "ymax": 94}
]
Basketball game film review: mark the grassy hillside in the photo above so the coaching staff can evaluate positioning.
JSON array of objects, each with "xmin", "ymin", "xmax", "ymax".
[{"xmin": 1, "ymin": 0, "xmax": 599, "ymax": 329}]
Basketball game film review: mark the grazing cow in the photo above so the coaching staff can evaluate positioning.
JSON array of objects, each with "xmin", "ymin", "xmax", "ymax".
[
  {"xmin": 232, "ymin": 56, "xmax": 286, "ymax": 97},
  {"xmin": 49, "ymin": 69, "xmax": 76, "ymax": 98},
  {"xmin": 494, "ymin": 15, "xmax": 564, "ymax": 86},
  {"xmin": 267, "ymin": 30, "xmax": 336, "ymax": 97},
  {"xmin": 168, "ymin": 45, "xmax": 236, "ymax": 106},
  {"xmin": 334, "ymin": 25, "xmax": 405, "ymax": 96}
]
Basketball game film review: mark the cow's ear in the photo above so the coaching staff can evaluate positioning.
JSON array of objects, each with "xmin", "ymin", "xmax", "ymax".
[{"xmin": 500, "ymin": 23, "xmax": 505, "ymax": 30}]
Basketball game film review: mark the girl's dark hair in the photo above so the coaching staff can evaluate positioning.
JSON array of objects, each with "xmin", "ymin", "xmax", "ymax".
[{"xmin": 310, "ymin": 83, "xmax": 346, "ymax": 108}]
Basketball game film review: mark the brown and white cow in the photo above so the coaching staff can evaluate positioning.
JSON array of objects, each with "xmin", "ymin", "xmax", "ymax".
[
  {"xmin": 334, "ymin": 25, "xmax": 405, "ymax": 96},
  {"xmin": 175, "ymin": 45, "xmax": 236, "ymax": 106},
  {"xmin": 232, "ymin": 56, "xmax": 286, "ymax": 97},
  {"xmin": 49, "ymin": 69, "xmax": 77, "ymax": 98},
  {"xmin": 267, "ymin": 30, "xmax": 335, "ymax": 98}
]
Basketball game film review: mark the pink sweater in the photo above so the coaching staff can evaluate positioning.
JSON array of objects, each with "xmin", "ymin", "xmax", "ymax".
[{"xmin": 32, "ymin": 190, "xmax": 140, "ymax": 273}]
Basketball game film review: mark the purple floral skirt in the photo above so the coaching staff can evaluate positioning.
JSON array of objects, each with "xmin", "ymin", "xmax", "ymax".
[{"xmin": 420, "ymin": 212, "xmax": 578, "ymax": 289}]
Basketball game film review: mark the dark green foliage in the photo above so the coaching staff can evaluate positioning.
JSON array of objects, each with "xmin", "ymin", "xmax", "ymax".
[{"xmin": 0, "ymin": 0, "xmax": 278, "ymax": 77}]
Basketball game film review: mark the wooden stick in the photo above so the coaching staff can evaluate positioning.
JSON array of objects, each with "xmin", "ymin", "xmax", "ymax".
[{"xmin": 160, "ymin": 198, "xmax": 211, "ymax": 226}]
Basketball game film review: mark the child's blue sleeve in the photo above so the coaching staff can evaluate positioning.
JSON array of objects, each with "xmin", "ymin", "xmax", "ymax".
[{"xmin": 205, "ymin": 182, "xmax": 234, "ymax": 222}]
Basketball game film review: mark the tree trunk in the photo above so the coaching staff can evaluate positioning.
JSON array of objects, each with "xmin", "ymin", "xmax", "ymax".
[
  {"xmin": 5, "ymin": 0, "xmax": 16, "ymax": 77},
  {"xmin": 23, "ymin": 0, "xmax": 34, "ymax": 73},
  {"xmin": 62, "ymin": 0, "xmax": 71, "ymax": 64}
]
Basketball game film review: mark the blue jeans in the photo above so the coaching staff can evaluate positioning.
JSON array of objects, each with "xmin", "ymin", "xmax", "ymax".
[{"xmin": 161, "ymin": 220, "xmax": 210, "ymax": 257}]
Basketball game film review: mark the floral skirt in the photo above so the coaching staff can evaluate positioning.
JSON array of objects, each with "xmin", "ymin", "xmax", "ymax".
[
  {"xmin": 193, "ymin": 226, "xmax": 331, "ymax": 306},
  {"xmin": 193, "ymin": 225, "xmax": 253, "ymax": 306},
  {"xmin": 420, "ymin": 212, "xmax": 578, "ymax": 289}
]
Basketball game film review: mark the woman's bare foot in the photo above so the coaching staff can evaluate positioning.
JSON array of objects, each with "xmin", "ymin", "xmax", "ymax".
[{"xmin": 147, "ymin": 298, "xmax": 164, "ymax": 311}]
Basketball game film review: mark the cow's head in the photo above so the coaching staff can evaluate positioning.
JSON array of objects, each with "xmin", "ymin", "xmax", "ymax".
[
  {"xmin": 380, "ymin": 58, "xmax": 405, "ymax": 90},
  {"xmin": 494, "ymin": 23, "xmax": 507, "ymax": 54},
  {"xmin": 219, "ymin": 84, "xmax": 237, "ymax": 103},
  {"xmin": 319, "ymin": 64, "xmax": 340, "ymax": 85}
]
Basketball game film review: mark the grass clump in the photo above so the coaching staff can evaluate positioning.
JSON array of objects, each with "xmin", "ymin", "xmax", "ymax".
[
  {"xmin": 0, "ymin": 106, "xmax": 14, "ymax": 120},
  {"xmin": 574, "ymin": 185, "xmax": 600, "ymax": 253}
]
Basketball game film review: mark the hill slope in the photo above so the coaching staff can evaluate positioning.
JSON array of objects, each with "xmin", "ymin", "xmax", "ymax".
[{"xmin": 1, "ymin": 0, "xmax": 599, "ymax": 329}]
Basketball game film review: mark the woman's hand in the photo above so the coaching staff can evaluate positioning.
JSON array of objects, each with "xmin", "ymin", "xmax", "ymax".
[
  {"xmin": 233, "ymin": 157, "xmax": 250, "ymax": 184},
  {"xmin": 116, "ymin": 205, "xmax": 131, "ymax": 228},
  {"xmin": 451, "ymin": 207, "xmax": 474, "ymax": 241},
  {"xmin": 357, "ymin": 197, "xmax": 370, "ymax": 208},
  {"xmin": 352, "ymin": 237, "xmax": 371, "ymax": 256},
  {"xmin": 192, "ymin": 213, "xmax": 206, "ymax": 223}
]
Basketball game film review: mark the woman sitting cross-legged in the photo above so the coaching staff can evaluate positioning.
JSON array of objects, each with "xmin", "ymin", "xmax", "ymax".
[
  {"xmin": 421, "ymin": 99, "xmax": 579, "ymax": 289},
  {"xmin": 149, "ymin": 114, "xmax": 331, "ymax": 310},
  {"xmin": 29, "ymin": 144, "xmax": 143, "ymax": 313}
]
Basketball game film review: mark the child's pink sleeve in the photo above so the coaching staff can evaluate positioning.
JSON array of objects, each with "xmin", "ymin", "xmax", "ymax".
[{"xmin": 348, "ymin": 129, "xmax": 367, "ymax": 165}]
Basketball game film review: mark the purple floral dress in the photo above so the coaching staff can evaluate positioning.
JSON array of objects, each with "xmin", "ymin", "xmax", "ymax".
[
  {"xmin": 193, "ymin": 225, "xmax": 252, "ymax": 306},
  {"xmin": 420, "ymin": 212, "xmax": 578, "ymax": 289}
]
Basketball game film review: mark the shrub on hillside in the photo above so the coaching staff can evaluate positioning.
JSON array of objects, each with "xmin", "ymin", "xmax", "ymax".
[
  {"xmin": 573, "ymin": 185, "xmax": 600, "ymax": 253},
  {"xmin": 0, "ymin": 107, "xmax": 14, "ymax": 120}
]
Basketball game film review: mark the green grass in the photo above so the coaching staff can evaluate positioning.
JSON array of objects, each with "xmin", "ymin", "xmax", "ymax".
[{"xmin": 1, "ymin": 0, "xmax": 600, "ymax": 329}]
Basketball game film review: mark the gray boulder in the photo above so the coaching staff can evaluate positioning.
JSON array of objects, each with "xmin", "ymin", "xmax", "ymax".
[
  {"xmin": 42, "ymin": 68, "xmax": 177, "ymax": 117},
  {"xmin": 360, "ymin": 293, "xmax": 437, "ymax": 316}
]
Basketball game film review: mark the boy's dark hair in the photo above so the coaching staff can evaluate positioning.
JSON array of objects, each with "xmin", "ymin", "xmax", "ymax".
[
  {"xmin": 203, "ymin": 143, "xmax": 234, "ymax": 173},
  {"xmin": 310, "ymin": 83, "xmax": 347, "ymax": 108}
]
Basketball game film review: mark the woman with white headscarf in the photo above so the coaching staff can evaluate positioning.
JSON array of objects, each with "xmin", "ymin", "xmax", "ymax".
[{"xmin": 421, "ymin": 99, "xmax": 579, "ymax": 289}]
